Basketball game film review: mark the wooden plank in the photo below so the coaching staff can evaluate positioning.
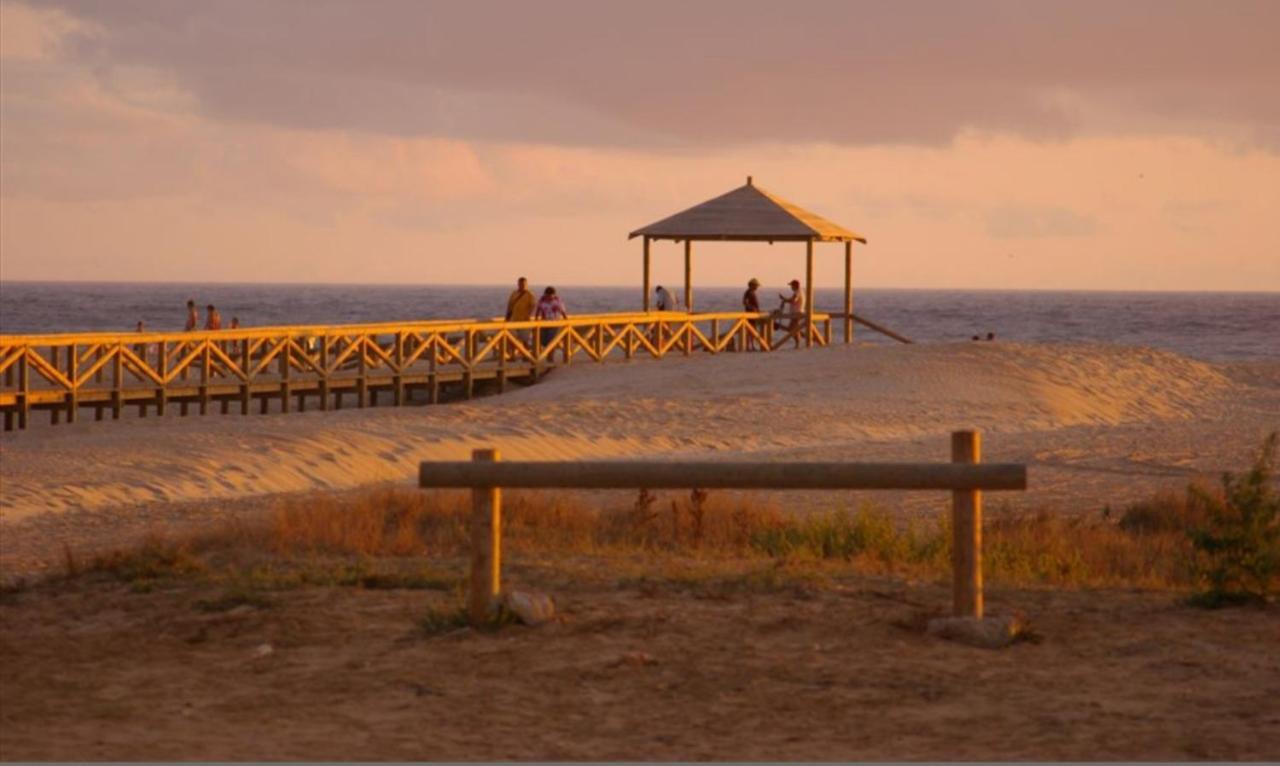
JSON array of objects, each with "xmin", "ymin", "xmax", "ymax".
[{"xmin": 421, "ymin": 459, "xmax": 1026, "ymax": 491}]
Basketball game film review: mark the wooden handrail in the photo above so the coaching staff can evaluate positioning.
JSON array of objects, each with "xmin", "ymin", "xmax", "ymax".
[
  {"xmin": 1, "ymin": 310, "xmax": 840, "ymax": 430},
  {"xmin": 422, "ymin": 431, "xmax": 1011, "ymax": 625}
]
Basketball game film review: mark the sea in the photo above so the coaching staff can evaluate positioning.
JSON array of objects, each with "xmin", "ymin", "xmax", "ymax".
[{"xmin": 0, "ymin": 282, "xmax": 1276, "ymax": 362}]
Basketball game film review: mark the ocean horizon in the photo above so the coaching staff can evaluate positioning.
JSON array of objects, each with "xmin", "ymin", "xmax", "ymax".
[{"xmin": 2, "ymin": 281, "xmax": 1277, "ymax": 362}]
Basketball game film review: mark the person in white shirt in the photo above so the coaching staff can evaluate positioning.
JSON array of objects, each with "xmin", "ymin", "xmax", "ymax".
[
  {"xmin": 777, "ymin": 279, "xmax": 804, "ymax": 347},
  {"xmin": 654, "ymin": 285, "xmax": 677, "ymax": 312}
]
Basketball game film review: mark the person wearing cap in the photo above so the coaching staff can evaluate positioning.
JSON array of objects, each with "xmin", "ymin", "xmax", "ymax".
[
  {"xmin": 741, "ymin": 278, "xmax": 762, "ymax": 351},
  {"xmin": 776, "ymin": 279, "xmax": 805, "ymax": 348}
]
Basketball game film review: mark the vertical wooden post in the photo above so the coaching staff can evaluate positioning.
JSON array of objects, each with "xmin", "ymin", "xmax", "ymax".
[
  {"xmin": 805, "ymin": 240, "xmax": 815, "ymax": 348},
  {"xmin": 50, "ymin": 347, "xmax": 62, "ymax": 426},
  {"xmin": 710, "ymin": 318, "xmax": 719, "ymax": 353},
  {"xmin": 111, "ymin": 344, "xmax": 123, "ymax": 421},
  {"xmin": 17, "ymin": 352, "xmax": 29, "ymax": 430},
  {"xmin": 469, "ymin": 448, "xmax": 502, "ymax": 626},
  {"xmin": 951, "ymin": 430, "xmax": 983, "ymax": 619},
  {"xmin": 66, "ymin": 344, "xmax": 78, "ymax": 424},
  {"xmin": 357, "ymin": 336, "xmax": 368, "ymax": 408},
  {"xmin": 240, "ymin": 339, "xmax": 252, "ymax": 415},
  {"xmin": 683, "ymin": 240, "xmax": 693, "ymax": 313},
  {"xmin": 393, "ymin": 331, "xmax": 405, "ymax": 406},
  {"xmin": 279, "ymin": 338, "xmax": 291, "ymax": 414},
  {"xmin": 429, "ymin": 337, "xmax": 440, "ymax": 403},
  {"xmin": 642, "ymin": 236, "xmax": 652, "ymax": 312},
  {"xmin": 319, "ymin": 336, "xmax": 331, "ymax": 412},
  {"xmin": 463, "ymin": 330, "xmax": 475, "ymax": 399},
  {"xmin": 844, "ymin": 241, "xmax": 853, "ymax": 344},
  {"xmin": 199, "ymin": 342, "xmax": 211, "ymax": 415},
  {"xmin": 155, "ymin": 341, "xmax": 167, "ymax": 417}
]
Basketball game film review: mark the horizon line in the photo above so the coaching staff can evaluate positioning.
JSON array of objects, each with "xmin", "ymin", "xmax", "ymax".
[{"xmin": 1, "ymin": 279, "xmax": 1277, "ymax": 296}]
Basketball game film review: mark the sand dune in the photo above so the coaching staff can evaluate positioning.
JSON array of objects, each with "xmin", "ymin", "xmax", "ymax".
[{"xmin": 1, "ymin": 341, "xmax": 1275, "ymax": 571}]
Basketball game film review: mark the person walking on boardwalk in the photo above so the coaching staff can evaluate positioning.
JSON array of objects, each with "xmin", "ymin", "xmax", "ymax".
[
  {"xmin": 741, "ymin": 278, "xmax": 761, "ymax": 351},
  {"xmin": 205, "ymin": 304, "xmax": 222, "ymax": 331},
  {"xmin": 535, "ymin": 286, "xmax": 568, "ymax": 351},
  {"xmin": 184, "ymin": 300, "xmax": 198, "ymax": 331},
  {"xmin": 776, "ymin": 279, "xmax": 805, "ymax": 348},
  {"xmin": 505, "ymin": 276, "xmax": 535, "ymax": 357}
]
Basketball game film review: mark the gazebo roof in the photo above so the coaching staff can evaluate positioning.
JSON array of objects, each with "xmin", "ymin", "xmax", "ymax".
[{"xmin": 629, "ymin": 177, "xmax": 866, "ymax": 244}]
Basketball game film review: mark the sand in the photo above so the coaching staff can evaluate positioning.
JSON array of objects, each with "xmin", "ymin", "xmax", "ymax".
[
  {"xmin": 2, "ymin": 568, "xmax": 1278, "ymax": 760},
  {"xmin": 2, "ymin": 341, "xmax": 1279, "ymax": 572},
  {"xmin": 2, "ymin": 340, "xmax": 1279, "ymax": 760}
]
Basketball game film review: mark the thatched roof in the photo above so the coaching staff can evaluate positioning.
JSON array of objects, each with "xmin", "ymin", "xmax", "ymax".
[{"xmin": 629, "ymin": 178, "xmax": 866, "ymax": 243}]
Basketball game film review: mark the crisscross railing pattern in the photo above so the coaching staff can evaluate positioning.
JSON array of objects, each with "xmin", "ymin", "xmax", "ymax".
[{"xmin": 1, "ymin": 310, "xmax": 833, "ymax": 430}]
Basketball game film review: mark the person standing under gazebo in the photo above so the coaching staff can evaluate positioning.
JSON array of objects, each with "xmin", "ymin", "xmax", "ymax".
[
  {"xmin": 776, "ymin": 279, "xmax": 804, "ymax": 348},
  {"xmin": 742, "ymin": 278, "xmax": 761, "ymax": 351}
]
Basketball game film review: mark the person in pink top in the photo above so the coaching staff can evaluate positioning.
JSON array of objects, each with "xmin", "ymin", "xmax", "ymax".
[
  {"xmin": 534, "ymin": 286, "xmax": 568, "ymax": 348},
  {"xmin": 205, "ymin": 304, "xmax": 222, "ymax": 330}
]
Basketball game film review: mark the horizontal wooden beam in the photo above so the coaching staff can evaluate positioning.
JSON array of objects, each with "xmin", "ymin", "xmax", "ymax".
[{"xmin": 420, "ymin": 460, "xmax": 1027, "ymax": 491}]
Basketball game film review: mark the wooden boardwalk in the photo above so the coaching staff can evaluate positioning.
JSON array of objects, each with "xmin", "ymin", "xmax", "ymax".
[{"xmin": 0, "ymin": 310, "xmax": 850, "ymax": 431}]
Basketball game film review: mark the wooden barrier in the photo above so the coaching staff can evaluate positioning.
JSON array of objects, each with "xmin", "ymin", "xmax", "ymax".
[
  {"xmin": 420, "ymin": 431, "xmax": 1025, "ymax": 625},
  {"xmin": 0, "ymin": 310, "xmax": 834, "ymax": 431}
]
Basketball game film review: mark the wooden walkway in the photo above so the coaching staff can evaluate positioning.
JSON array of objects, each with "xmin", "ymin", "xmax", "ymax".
[{"xmin": 0, "ymin": 310, "xmax": 856, "ymax": 431}]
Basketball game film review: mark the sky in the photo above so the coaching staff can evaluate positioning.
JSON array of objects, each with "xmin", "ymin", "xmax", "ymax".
[{"xmin": 1, "ymin": 0, "xmax": 1278, "ymax": 290}]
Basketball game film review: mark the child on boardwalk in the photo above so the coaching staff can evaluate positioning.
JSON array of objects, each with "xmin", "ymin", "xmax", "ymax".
[{"xmin": 535, "ymin": 287, "xmax": 568, "ymax": 350}]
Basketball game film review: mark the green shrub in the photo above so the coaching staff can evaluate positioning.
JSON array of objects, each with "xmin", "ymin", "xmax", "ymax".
[{"xmin": 1187, "ymin": 433, "xmax": 1280, "ymax": 606}]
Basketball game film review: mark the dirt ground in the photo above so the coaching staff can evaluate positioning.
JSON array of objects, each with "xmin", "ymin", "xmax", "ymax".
[{"xmin": 2, "ymin": 561, "xmax": 1277, "ymax": 761}]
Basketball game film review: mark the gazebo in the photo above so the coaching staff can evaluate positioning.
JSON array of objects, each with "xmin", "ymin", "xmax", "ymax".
[{"xmin": 628, "ymin": 177, "xmax": 867, "ymax": 345}]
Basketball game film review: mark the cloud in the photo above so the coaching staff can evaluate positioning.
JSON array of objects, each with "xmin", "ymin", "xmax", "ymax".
[
  {"xmin": 985, "ymin": 206, "xmax": 1098, "ymax": 239},
  {"xmin": 22, "ymin": 0, "xmax": 1280, "ymax": 148}
]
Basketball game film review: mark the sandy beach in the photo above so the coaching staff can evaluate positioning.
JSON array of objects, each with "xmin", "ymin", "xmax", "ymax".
[{"xmin": 2, "ymin": 341, "xmax": 1277, "ymax": 574}]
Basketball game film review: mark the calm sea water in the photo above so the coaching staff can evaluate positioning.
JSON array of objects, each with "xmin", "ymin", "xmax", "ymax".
[{"xmin": 0, "ymin": 282, "xmax": 1276, "ymax": 361}]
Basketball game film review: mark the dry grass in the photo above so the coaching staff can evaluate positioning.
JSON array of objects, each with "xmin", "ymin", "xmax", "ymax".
[{"xmin": 50, "ymin": 485, "xmax": 1214, "ymax": 595}]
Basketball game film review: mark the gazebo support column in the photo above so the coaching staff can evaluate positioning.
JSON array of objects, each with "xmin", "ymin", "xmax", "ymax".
[
  {"xmin": 643, "ymin": 236, "xmax": 652, "ymax": 311},
  {"xmin": 844, "ymin": 240, "xmax": 853, "ymax": 344},
  {"xmin": 683, "ymin": 240, "xmax": 693, "ymax": 312},
  {"xmin": 805, "ymin": 239, "xmax": 815, "ymax": 348}
]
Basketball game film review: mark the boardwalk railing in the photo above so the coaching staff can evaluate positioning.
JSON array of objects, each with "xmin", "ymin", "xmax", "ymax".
[
  {"xmin": 0, "ymin": 310, "xmax": 834, "ymax": 431},
  {"xmin": 419, "ymin": 431, "xmax": 1026, "ymax": 626}
]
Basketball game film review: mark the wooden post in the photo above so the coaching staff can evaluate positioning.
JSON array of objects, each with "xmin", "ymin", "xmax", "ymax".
[
  {"xmin": 683, "ymin": 239, "xmax": 693, "ymax": 313},
  {"xmin": 319, "ymin": 336, "xmax": 330, "ymax": 412},
  {"xmin": 951, "ymin": 430, "xmax": 983, "ymax": 619},
  {"xmin": 844, "ymin": 240, "xmax": 853, "ymax": 344},
  {"xmin": 155, "ymin": 341, "xmax": 167, "ymax": 417},
  {"xmin": 393, "ymin": 332, "xmax": 405, "ymax": 406},
  {"xmin": 240, "ymin": 339, "xmax": 252, "ymax": 415},
  {"xmin": 468, "ymin": 448, "xmax": 502, "ymax": 626},
  {"xmin": 279, "ymin": 338, "xmax": 291, "ymax": 415},
  {"xmin": 463, "ymin": 330, "xmax": 475, "ymax": 399},
  {"xmin": 642, "ymin": 236, "xmax": 652, "ymax": 311},
  {"xmin": 429, "ymin": 337, "xmax": 440, "ymax": 403},
  {"xmin": 111, "ymin": 344, "xmax": 123, "ymax": 420},
  {"xmin": 357, "ymin": 337, "xmax": 368, "ymax": 408},
  {"xmin": 66, "ymin": 344, "xmax": 78, "ymax": 424},
  {"xmin": 17, "ymin": 352, "xmax": 29, "ymax": 430},
  {"xmin": 805, "ymin": 240, "xmax": 815, "ymax": 348},
  {"xmin": 199, "ymin": 342, "xmax": 211, "ymax": 415}
]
